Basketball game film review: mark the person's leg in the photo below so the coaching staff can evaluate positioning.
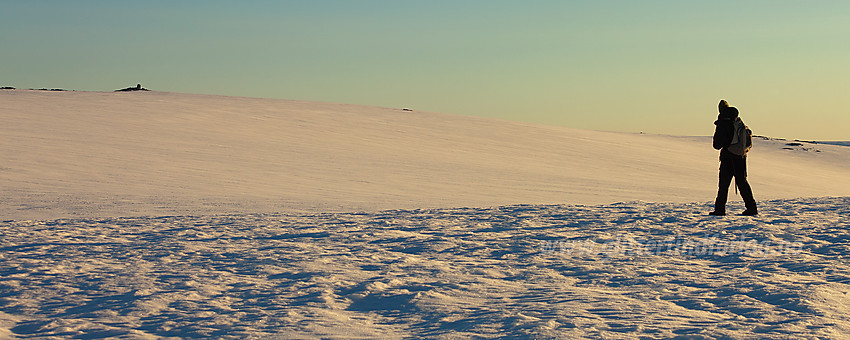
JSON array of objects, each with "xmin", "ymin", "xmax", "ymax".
[
  {"xmin": 713, "ymin": 159, "xmax": 734, "ymax": 214},
  {"xmin": 734, "ymin": 157, "xmax": 757, "ymax": 214}
]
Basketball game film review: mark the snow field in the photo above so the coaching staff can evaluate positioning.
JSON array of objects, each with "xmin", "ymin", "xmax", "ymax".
[
  {"xmin": 2, "ymin": 90, "xmax": 850, "ymax": 338},
  {"xmin": 1, "ymin": 197, "xmax": 848, "ymax": 338},
  {"xmin": 2, "ymin": 90, "xmax": 850, "ymax": 220}
]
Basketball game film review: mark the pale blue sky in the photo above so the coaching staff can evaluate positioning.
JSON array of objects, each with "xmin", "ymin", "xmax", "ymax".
[{"xmin": 2, "ymin": 1, "xmax": 848, "ymax": 140}]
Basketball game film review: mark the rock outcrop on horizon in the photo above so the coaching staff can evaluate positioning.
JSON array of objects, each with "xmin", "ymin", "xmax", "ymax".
[{"xmin": 115, "ymin": 84, "xmax": 150, "ymax": 92}]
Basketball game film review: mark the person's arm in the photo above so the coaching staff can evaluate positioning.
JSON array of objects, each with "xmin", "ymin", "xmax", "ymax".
[{"xmin": 713, "ymin": 119, "xmax": 733, "ymax": 150}]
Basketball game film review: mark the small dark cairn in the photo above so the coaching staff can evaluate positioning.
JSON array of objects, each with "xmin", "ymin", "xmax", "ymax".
[{"xmin": 115, "ymin": 84, "xmax": 150, "ymax": 92}]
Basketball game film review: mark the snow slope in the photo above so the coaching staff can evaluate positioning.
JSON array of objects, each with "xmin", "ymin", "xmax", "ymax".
[
  {"xmin": 1, "ymin": 198, "xmax": 848, "ymax": 338},
  {"xmin": 2, "ymin": 90, "xmax": 850, "ymax": 220},
  {"xmin": 2, "ymin": 90, "xmax": 850, "ymax": 339}
]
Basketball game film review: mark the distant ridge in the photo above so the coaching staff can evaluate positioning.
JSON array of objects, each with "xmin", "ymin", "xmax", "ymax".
[{"xmin": 821, "ymin": 141, "xmax": 850, "ymax": 147}]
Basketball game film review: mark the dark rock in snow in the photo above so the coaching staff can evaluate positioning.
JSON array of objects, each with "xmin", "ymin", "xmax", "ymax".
[{"xmin": 115, "ymin": 84, "xmax": 150, "ymax": 92}]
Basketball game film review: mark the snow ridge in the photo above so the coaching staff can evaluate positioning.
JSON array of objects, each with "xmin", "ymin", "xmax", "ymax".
[{"xmin": 2, "ymin": 197, "xmax": 848, "ymax": 338}]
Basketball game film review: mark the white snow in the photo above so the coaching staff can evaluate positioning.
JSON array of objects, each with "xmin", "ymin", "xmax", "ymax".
[
  {"xmin": 1, "ymin": 198, "xmax": 849, "ymax": 338},
  {"xmin": 1, "ymin": 90, "xmax": 849, "ymax": 338},
  {"xmin": 2, "ymin": 90, "xmax": 849, "ymax": 220}
]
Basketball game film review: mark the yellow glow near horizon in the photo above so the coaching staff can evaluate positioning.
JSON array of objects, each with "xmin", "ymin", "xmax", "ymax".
[{"xmin": 2, "ymin": 1, "xmax": 848, "ymax": 140}]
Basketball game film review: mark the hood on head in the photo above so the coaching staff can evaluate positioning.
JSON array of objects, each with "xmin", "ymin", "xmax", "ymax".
[{"xmin": 718, "ymin": 99, "xmax": 738, "ymax": 120}]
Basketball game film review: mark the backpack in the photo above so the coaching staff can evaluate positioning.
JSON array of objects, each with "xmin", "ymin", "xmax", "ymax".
[{"xmin": 727, "ymin": 118, "xmax": 752, "ymax": 156}]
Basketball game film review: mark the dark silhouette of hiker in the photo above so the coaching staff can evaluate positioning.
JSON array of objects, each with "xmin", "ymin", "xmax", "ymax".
[{"xmin": 710, "ymin": 99, "xmax": 757, "ymax": 216}]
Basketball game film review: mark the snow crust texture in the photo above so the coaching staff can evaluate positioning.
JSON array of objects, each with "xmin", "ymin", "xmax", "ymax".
[{"xmin": 2, "ymin": 197, "xmax": 848, "ymax": 339}]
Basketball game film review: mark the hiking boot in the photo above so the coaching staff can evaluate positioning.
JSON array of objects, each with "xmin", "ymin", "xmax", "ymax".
[
  {"xmin": 741, "ymin": 209, "xmax": 758, "ymax": 216},
  {"xmin": 708, "ymin": 210, "xmax": 726, "ymax": 216}
]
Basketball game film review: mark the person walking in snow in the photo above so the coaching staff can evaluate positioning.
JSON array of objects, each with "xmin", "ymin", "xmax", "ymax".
[{"xmin": 710, "ymin": 99, "xmax": 758, "ymax": 216}]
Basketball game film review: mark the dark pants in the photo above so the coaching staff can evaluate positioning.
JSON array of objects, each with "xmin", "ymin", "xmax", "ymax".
[{"xmin": 715, "ymin": 154, "xmax": 757, "ymax": 212}]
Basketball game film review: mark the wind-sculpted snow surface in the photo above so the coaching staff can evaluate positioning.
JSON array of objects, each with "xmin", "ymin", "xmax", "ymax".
[{"xmin": 1, "ymin": 197, "xmax": 848, "ymax": 339}]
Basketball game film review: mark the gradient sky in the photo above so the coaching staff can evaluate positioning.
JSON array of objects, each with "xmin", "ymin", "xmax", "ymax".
[{"xmin": 2, "ymin": 1, "xmax": 849, "ymax": 140}]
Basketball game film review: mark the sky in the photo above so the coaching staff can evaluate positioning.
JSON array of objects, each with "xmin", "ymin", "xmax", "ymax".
[{"xmin": 2, "ymin": 1, "xmax": 849, "ymax": 140}]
